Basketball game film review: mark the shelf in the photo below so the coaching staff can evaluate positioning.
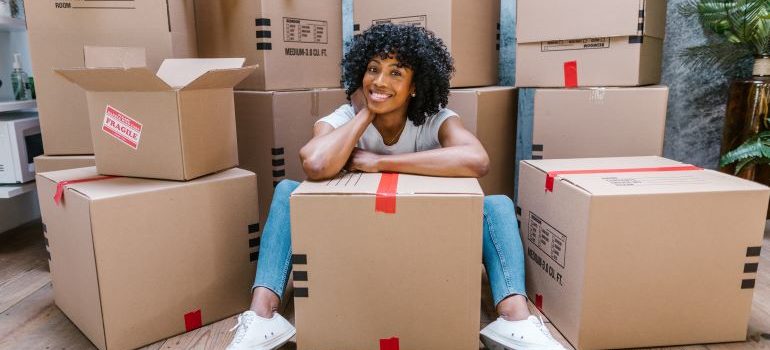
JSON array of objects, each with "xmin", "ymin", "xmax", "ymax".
[
  {"xmin": 0, "ymin": 182, "xmax": 35, "ymax": 199},
  {"xmin": 0, "ymin": 16, "xmax": 25, "ymax": 32},
  {"xmin": 0, "ymin": 100, "xmax": 36, "ymax": 113}
]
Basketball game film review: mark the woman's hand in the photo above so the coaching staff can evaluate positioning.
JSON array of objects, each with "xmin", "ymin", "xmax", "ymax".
[
  {"xmin": 346, "ymin": 148, "xmax": 381, "ymax": 173},
  {"xmin": 351, "ymin": 88, "xmax": 369, "ymax": 115}
]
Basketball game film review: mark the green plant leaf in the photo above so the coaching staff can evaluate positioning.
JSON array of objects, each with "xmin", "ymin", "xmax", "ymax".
[{"xmin": 720, "ymin": 131, "xmax": 770, "ymax": 171}]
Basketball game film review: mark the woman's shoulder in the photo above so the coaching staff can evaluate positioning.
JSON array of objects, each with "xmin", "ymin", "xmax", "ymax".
[
  {"xmin": 422, "ymin": 108, "xmax": 459, "ymax": 128},
  {"xmin": 317, "ymin": 103, "xmax": 355, "ymax": 129}
]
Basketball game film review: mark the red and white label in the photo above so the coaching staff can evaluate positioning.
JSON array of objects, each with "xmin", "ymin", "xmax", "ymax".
[{"xmin": 102, "ymin": 105, "xmax": 142, "ymax": 150}]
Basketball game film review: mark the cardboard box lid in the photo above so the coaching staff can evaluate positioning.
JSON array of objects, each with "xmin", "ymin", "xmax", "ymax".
[
  {"xmin": 37, "ymin": 166, "xmax": 254, "ymax": 202},
  {"xmin": 524, "ymin": 156, "xmax": 770, "ymax": 196},
  {"xmin": 516, "ymin": 0, "xmax": 666, "ymax": 43},
  {"xmin": 55, "ymin": 58, "xmax": 255, "ymax": 92},
  {"xmin": 292, "ymin": 172, "xmax": 484, "ymax": 196}
]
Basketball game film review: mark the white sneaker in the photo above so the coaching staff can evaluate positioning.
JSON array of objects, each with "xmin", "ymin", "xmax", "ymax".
[
  {"xmin": 480, "ymin": 315, "xmax": 567, "ymax": 350},
  {"xmin": 226, "ymin": 311, "xmax": 296, "ymax": 350}
]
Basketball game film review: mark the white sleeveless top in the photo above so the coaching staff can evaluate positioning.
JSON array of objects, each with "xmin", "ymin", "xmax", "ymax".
[{"xmin": 316, "ymin": 104, "xmax": 458, "ymax": 155}]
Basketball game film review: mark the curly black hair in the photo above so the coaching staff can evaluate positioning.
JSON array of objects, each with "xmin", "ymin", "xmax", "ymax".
[{"xmin": 342, "ymin": 23, "xmax": 455, "ymax": 126}]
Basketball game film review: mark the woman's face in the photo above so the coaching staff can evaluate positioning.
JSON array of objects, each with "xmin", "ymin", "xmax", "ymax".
[{"xmin": 362, "ymin": 55, "xmax": 415, "ymax": 115}]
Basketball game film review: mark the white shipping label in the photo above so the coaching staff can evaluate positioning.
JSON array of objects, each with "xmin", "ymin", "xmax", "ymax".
[
  {"xmin": 284, "ymin": 17, "xmax": 328, "ymax": 44},
  {"xmin": 373, "ymin": 15, "xmax": 427, "ymax": 28},
  {"xmin": 527, "ymin": 212, "xmax": 567, "ymax": 268},
  {"xmin": 541, "ymin": 37, "xmax": 610, "ymax": 52}
]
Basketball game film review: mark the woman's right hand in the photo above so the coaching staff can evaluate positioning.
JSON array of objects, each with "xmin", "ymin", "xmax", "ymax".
[{"xmin": 351, "ymin": 87, "xmax": 369, "ymax": 115}]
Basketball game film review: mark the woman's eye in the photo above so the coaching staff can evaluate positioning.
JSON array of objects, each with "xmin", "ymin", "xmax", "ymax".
[
  {"xmin": 367, "ymin": 67, "xmax": 377, "ymax": 73},
  {"xmin": 391, "ymin": 70, "xmax": 402, "ymax": 77}
]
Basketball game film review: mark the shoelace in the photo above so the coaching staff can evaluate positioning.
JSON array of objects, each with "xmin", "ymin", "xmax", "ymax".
[
  {"xmin": 229, "ymin": 313, "xmax": 254, "ymax": 344},
  {"xmin": 532, "ymin": 316, "xmax": 560, "ymax": 345}
]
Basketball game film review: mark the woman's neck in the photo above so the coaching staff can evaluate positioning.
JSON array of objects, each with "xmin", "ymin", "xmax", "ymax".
[{"xmin": 372, "ymin": 108, "xmax": 408, "ymax": 145}]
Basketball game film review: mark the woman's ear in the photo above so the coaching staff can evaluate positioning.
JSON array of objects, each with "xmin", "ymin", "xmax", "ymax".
[{"xmin": 410, "ymin": 84, "xmax": 416, "ymax": 97}]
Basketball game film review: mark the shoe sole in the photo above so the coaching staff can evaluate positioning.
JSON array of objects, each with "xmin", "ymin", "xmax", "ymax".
[
  {"xmin": 480, "ymin": 329, "xmax": 563, "ymax": 350},
  {"xmin": 257, "ymin": 328, "xmax": 296, "ymax": 350}
]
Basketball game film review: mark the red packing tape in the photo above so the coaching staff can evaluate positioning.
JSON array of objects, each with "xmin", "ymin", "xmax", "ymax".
[
  {"xmin": 375, "ymin": 172, "xmax": 399, "ymax": 214},
  {"xmin": 535, "ymin": 294, "xmax": 543, "ymax": 311},
  {"xmin": 54, "ymin": 175, "xmax": 117, "ymax": 205},
  {"xmin": 184, "ymin": 309, "xmax": 202, "ymax": 332},
  {"xmin": 563, "ymin": 60, "xmax": 578, "ymax": 87},
  {"xmin": 380, "ymin": 337, "xmax": 400, "ymax": 350},
  {"xmin": 545, "ymin": 165, "xmax": 703, "ymax": 192}
]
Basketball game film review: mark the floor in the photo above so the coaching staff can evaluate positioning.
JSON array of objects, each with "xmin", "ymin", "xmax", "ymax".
[{"xmin": 0, "ymin": 221, "xmax": 769, "ymax": 350}]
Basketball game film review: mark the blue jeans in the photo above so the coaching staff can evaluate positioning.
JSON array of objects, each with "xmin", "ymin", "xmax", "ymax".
[{"xmin": 253, "ymin": 179, "xmax": 526, "ymax": 307}]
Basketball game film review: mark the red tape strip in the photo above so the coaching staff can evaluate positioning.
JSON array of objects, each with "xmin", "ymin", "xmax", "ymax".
[
  {"xmin": 535, "ymin": 294, "xmax": 543, "ymax": 311},
  {"xmin": 184, "ymin": 309, "xmax": 202, "ymax": 332},
  {"xmin": 54, "ymin": 175, "xmax": 117, "ymax": 205},
  {"xmin": 563, "ymin": 60, "xmax": 578, "ymax": 87},
  {"xmin": 380, "ymin": 337, "xmax": 400, "ymax": 350},
  {"xmin": 545, "ymin": 165, "xmax": 703, "ymax": 192},
  {"xmin": 375, "ymin": 173, "xmax": 399, "ymax": 214}
]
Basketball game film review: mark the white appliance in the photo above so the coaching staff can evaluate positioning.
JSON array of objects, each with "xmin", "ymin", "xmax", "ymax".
[{"xmin": 0, "ymin": 111, "xmax": 42, "ymax": 183}]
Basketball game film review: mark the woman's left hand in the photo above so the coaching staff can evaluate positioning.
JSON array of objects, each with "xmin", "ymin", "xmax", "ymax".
[{"xmin": 346, "ymin": 148, "xmax": 381, "ymax": 173}]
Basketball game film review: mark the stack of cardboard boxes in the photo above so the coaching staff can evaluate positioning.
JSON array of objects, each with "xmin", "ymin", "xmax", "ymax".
[{"xmin": 513, "ymin": 0, "xmax": 669, "ymax": 195}]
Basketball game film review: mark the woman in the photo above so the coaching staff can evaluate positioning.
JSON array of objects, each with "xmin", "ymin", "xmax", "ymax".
[{"xmin": 227, "ymin": 24, "xmax": 565, "ymax": 350}]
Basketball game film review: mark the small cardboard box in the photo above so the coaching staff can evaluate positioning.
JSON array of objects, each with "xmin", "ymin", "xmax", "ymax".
[
  {"xmin": 354, "ymin": 0, "xmax": 500, "ymax": 88},
  {"xmin": 517, "ymin": 156, "xmax": 770, "ymax": 349},
  {"xmin": 194, "ymin": 0, "xmax": 342, "ymax": 91},
  {"xmin": 515, "ymin": 0, "xmax": 666, "ymax": 87},
  {"xmin": 36, "ymin": 167, "xmax": 259, "ymax": 350},
  {"xmin": 447, "ymin": 86, "xmax": 517, "ymax": 198},
  {"xmin": 24, "ymin": 0, "xmax": 198, "ymax": 155},
  {"xmin": 56, "ymin": 59, "xmax": 255, "ymax": 181},
  {"xmin": 291, "ymin": 172, "xmax": 483, "ymax": 350},
  {"xmin": 515, "ymin": 86, "xmax": 668, "ymax": 192},
  {"xmin": 34, "ymin": 155, "xmax": 96, "ymax": 173},
  {"xmin": 234, "ymin": 89, "xmax": 348, "ymax": 225}
]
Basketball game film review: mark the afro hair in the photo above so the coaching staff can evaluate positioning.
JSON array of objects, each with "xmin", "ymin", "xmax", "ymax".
[{"xmin": 342, "ymin": 23, "xmax": 455, "ymax": 126}]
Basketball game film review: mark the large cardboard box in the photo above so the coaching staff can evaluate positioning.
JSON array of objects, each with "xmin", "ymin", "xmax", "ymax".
[
  {"xmin": 34, "ymin": 155, "xmax": 96, "ymax": 173},
  {"xmin": 447, "ymin": 86, "xmax": 517, "ymax": 197},
  {"xmin": 354, "ymin": 0, "xmax": 500, "ymax": 88},
  {"xmin": 24, "ymin": 0, "xmax": 198, "ymax": 155},
  {"xmin": 517, "ymin": 156, "xmax": 770, "ymax": 349},
  {"xmin": 56, "ymin": 59, "xmax": 254, "ymax": 181},
  {"xmin": 36, "ymin": 167, "xmax": 259, "ymax": 350},
  {"xmin": 195, "ymin": 0, "xmax": 342, "ymax": 91},
  {"xmin": 515, "ymin": 86, "xmax": 668, "ymax": 192},
  {"xmin": 234, "ymin": 89, "xmax": 347, "ymax": 225},
  {"xmin": 291, "ymin": 172, "xmax": 483, "ymax": 350},
  {"xmin": 515, "ymin": 0, "xmax": 666, "ymax": 87}
]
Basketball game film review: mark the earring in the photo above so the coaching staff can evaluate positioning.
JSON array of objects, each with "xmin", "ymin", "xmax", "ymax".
[{"xmin": 411, "ymin": 92, "xmax": 416, "ymax": 97}]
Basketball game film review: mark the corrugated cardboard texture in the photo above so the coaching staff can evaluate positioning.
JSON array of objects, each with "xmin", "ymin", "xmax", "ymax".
[
  {"xmin": 354, "ymin": 0, "xmax": 499, "ymax": 88},
  {"xmin": 34, "ymin": 155, "xmax": 96, "ymax": 173},
  {"xmin": 291, "ymin": 173, "xmax": 483, "ymax": 350},
  {"xmin": 195, "ymin": 0, "xmax": 342, "ymax": 91},
  {"xmin": 447, "ymin": 87, "xmax": 517, "ymax": 197},
  {"xmin": 24, "ymin": 0, "xmax": 197, "ymax": 155},
  {"xmin": 234, "ymin": 89, "xmax": 347, "ymax": 225},
  {"xmin": 516, "ymin": 0, "xmax": 666, "ymax": 43},
  {"xmin": 531, "ymin": 86, "xmax": 667, "ymax": 159},
  {"xmin": 36, "ymin": 167, "xmax": 258, "ymax": 350},
  {"xmin": 518, "ymin": 157, "xmax": 770, "ymax": 349}
]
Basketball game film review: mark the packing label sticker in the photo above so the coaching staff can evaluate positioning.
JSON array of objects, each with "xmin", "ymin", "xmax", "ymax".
[
  {"xmin": 284, "ymin": 18, "xmax": 328, "ymax": 44},
  {"xmin": 102, "ymin": 105, "xmax": 142, "ymax": 150},
  {"xmin": 373, "ymin": 15, "xmax": 427, "ymax": 28},
  {"xmin": 601, "ymin": 174, "xmax": 709, "ymax": 187},
  {"xmin": 57, "ymin": 0, "xmax": 135, "ymax": 10},
  {"xmin": 528, "ymin": 212, "xmax": 567, "ymax": 268},
  {"xmin": 541, "ymin": 37, "xmax": 610, "ymax": 52}
]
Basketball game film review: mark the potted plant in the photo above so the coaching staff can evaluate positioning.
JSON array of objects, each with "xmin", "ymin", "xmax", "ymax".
[{"xmin": 681, "ymin": 0, "xmax": 770, "ymax": 208}]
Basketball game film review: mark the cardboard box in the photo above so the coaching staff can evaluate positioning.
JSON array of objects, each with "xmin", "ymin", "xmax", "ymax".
[
  {"xmin": 24, "ymin": 0, "xmax": 198, "ymax": 155},
  {"xmin": 56, "ymin": 59, "xmax": 255, "ymax": 181},
  {"xmin": 34, "ymin": 155, "xmax": 96, "ymax": 173},
  {"xmin": 36, "ymin": 167, "xmax": 259, "ymax": 350},
  {"xmin": 195, "ymin": 0, "xmax": 342, "ymax": 91},
  {"xmin": 234, "ymin": 89, "xmax": 347, "ymax": 225},
  {"xmin": 515, "ymin": 0, "xmax": 666, "ymax": 87},
  {"xmin": 354, "ymin": 0, "xmax": 500, "ymax": 88},
  {"xmin": 447, "ymin": 86, "xmax": 517, "ymax": 197},
  {"xmin": 290, "ymin": 172, "xmax": 483, "ymax": 350},
  {"xmin": 515, "ymin": 86, "xmax": 668, "ymax": 192},
  {"xmin": 517, "ymin": 156, "xmax": 770, "ymax": 349}
]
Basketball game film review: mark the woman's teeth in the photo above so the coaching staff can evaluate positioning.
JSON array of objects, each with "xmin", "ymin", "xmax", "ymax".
[{"xmin": 370, "ymin": 91, "xmax": 391, "ymax": 102}]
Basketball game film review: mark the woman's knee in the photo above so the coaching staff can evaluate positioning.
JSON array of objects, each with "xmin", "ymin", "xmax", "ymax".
[
  {"xmin": 484, "ymin": 195, "xmax": 515, "ymax": 216},
  {"xmin": 274, "ymin": 179, "xmax": 300, "ymax": 198}
]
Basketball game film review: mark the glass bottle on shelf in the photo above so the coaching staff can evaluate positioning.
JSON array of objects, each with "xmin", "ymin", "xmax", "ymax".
[{"xmin": 11, "ymin": 53, "xmax": 29, "ymax": 101}]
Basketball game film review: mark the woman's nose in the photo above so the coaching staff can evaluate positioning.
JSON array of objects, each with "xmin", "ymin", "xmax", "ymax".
[{"xmin": 373, "ymin": 72, "xmax": 387, "ymax": 86}]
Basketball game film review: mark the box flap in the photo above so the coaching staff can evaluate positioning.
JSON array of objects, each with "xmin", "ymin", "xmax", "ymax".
[
  {"xmin": 182, "ymin": 65, "xmax": 258, "ymax": 90},
  {"xmin": 523, "ymin": 157, "xmax": 770, "ymax": 195},
  {"xmin": 36, "ymin": 167, "xmax": 255, "ymax": 202},
  {"xmin": 516, "ymin": 0, "xmax": 664, "ymax": 42},
  {"xmin": 156, "ymin": 58, "xmax": 246, "ymax": 88},
  {"xmin": 55, "ymin": 67, "xmax": 172, "ymax": 92},
  {"xmin": 83, "ymin": 46, "xmax": 147, "ymax": 69},
  {"xmin": 292, "ymin": 172, "xmax": 484, "ymax": 196}
]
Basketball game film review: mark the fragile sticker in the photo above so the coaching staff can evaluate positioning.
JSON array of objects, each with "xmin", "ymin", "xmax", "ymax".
[{"xmin": 102, "ymin": 105, "xmax": 142, "ymax": 150}]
